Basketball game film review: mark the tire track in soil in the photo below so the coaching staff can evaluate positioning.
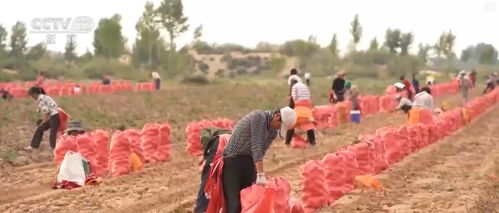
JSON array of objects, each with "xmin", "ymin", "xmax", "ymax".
[
  {"xmin": 322, "ymin": 104, "xmax": 499, "ymax": 212},
  {"xmin": 0, "ymin": 92, "xmax": 473, "ymax": 213}
]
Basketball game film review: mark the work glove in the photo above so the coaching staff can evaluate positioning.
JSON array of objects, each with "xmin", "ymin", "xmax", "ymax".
[{"xmin": 256, "ymin": 173, "xmax": 267, "ymax": 186}]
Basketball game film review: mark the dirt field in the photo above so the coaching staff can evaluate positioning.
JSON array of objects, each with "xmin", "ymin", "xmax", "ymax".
[
  {"xmin": 0, "ymin": 82, "xmax": 486, "ymax": 213},
  {"xmin": 325, "ymin": 105, "xmax": 499, "ymax": 213}
]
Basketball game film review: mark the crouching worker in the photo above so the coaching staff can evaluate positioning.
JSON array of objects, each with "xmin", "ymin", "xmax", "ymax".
[
  {"xmin": 205, "ymin": 107, "xmax": 297, "ymax": 213},
  {"xmin": 25, "ymin": 87, "xmax": 61, "ymax": 151},
  {"xmin": 64, "ymin": 121, "xmax": 85, "ymax": 136},
  {"xmin": 194, "ymin": 128, "xmax": 231, "ymax": 213},
  {"xmin": 390, "ymin": 94, "xmax": 413, "ymax": 114},
  {"xmin": 286, "ymin": 80, "xmax": 315, "ymax": 146}
]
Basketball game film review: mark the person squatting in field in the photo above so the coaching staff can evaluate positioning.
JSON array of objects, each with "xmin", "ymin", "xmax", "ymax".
[
  {"xmin": 205, "ymin": 107, "xmax": 297, "ymax": 213},
  {"xmin": 25, "ymin": 87, "xmax": 61, "ymax": 151}
]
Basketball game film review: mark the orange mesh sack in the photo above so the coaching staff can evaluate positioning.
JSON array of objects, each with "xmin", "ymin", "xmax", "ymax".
[
  {"xmin": 54, "ymin": 135, "xmax": 78, "ymax": 166},
  {"xmin": 76, "ymin": 133, "xmax": 102, "ymax": 176},
  {"xmin": 109, "ymin": 131, "xmax": 132, "ymax": 177},
  {"xmin": 300, "ymin": 160, "xmax": 328, "ymax": 211},
  {"xmin": 155, "ymin": 122, "xmax": 171, "ymax": 162},
  {"xmin": 124, "ymin": 129, "xmax": 144, "ymax": 162},
  {"xmin": 240, "ymin": 184, "xmax": 276, "ymax": 213},
  {"xmin": 140, "ymin": 123, "xmax": 160, "ymax": 163},
  {"xmin": 92, "ymin": 129, "xmax": 110, "ymax": 175},
  {"xmin": 320, "ymin": 153, "xmax": 348, "ymax": 203}
]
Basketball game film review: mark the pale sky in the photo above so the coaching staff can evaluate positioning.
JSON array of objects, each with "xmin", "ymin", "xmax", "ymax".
[{"xmin": 1, "ymin": 0, "xmax": 498, "ymax": 55}]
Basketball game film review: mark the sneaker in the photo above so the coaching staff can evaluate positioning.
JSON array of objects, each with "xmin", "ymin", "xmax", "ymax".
[{"xmin": 23, "ymin": 146, "xmax": 34, "ymax": 151}]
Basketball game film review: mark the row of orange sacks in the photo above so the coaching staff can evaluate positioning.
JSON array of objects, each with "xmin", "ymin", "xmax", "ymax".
[
  {"xmin": 1, "ymin": 81, "xmax": 155, "ymax": 98},
  {"xmin": 299, "ymin": 88, "xmax": 499, "ymax": 212},
  {"xmin": 53, "ymin": 123, "xmax": 171, "ymax": 177}
]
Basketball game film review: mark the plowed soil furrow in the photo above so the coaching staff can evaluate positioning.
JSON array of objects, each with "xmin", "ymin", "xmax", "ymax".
[
  {"xmin": 323, "ymin": 105, "xmax": 499, "ymax": 213},
  {"xmin": 0, "ymin": 92, "xmax": 474, "ymax": 213}
]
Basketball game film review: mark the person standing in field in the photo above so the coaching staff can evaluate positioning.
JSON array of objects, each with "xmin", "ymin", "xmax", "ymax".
[
  {"xmin": 25, "ymin": 87, "xmax": 61, "ymax": 151},
  {"xmin": 412, "ymin": 74, "xmax": 420, "ymax": 94},
  {"xmin": 287, "ymin": 68, "xmax": 302, "ymax": 108},
  {"xmin": 469, "ymin": 69, "xmax": 477, "ymax": 88},
  {"xmin": 331, "ymin": 71, "xmax": 346, "ymax": 103},
  {"xmin": 304, "ymin": 72, "xmax": 311, "ymax": 86},
  {"xmin": 34, "ymin": 71, "xmax": 46, "ymax": 87},
  {"xmin": 400, "ymin": 75, "xmax": 413, "ymax": 100},
  {"xmin": 458, "ymin": 71, "xmax": 470, "ymax": 103},
  {"xmin": 152, "ymin": 71, "xmax": 161, "ymax": 90},
  {"xmin": 286, "ymin": 80, "xmax": 315, "ymax": 146}
]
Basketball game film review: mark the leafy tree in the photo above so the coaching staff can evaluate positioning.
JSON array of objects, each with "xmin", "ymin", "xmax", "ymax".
[
  {"xmin": 477, "ymin": 43, "xmax": 497, "ymax": 64},
  {"xmin": 134, "ymin": 2, "xmax": 163, "ymax": 66},
  {"xmin": 460, "ymin": 46, "xmax": 472, "ymax": 62},
  {"xmin": 79, "ymin": 49, "xmax": 93, "ymax": 63},
  {"xmin": 435, "ymin": 31, "xmax": 455, "ymax": 58},
  {"xmin": 10, "ymin": 21, "xmax": 28, "ymax": 57},
  {"xmin": 400, "ymin": 33, "xmax": 413, "ymax": 56},
  {"xmin": 417, "ymin": 44, "xmax": 431, "ymax": 63},
  {"xmin": 0, "ymin": 24, "xmax": 7, "ymax": 53},
  {"xmin": 26, "ymin": 43, "xmax": 46, "ymax": 60},
  {"xmin": 281, "ymin": 39, "xmax": 319, "ymax": 57},
  {"xmin": 385, "ymin": 29, "xmax": 401, "ymax": 54},
  {"xmin": 93, "ymin": 14, "xmax": 126, "ymax": 59},
  {"xmin": 64, "ymin": 38, "xmax": 77, "ymax": 62},
  {"xmin": 193, "ymin": 24, "xmax": 203, "ymax": 41},
  {"xmin": 157, "ymin": 0, "xmax": 189, "ymax": 52},
  {"xmin": 350, "ymin": 14, "xmax": 362, "ymax": 51},
  {"xmin": 328, "ymin": 34, "xmax": 339, "ymax": 57},
  {"xmin": 368, "ymin": 37, "xmax": 379, "ymax": 52}
]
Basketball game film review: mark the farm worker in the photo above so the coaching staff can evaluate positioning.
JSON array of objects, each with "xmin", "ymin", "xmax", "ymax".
[
  {"xmin": 102, "ymin": 75, "xmax": 111, "ymax": 85},
  {"xmin": 413, "ymin": 87, "xmax": 434, "ymax": 110},
  {"xmin": 394, "ymin": 82, "xmax": 406, "ymax": 92},
  {"xmin": 304, "ymin": 72, "xmax": 311, "ymax": 86},
  {"xmin": 205, "ymin": 107, "xmax": 296, "ymax": 213},
  {"xmin": 331, "ymin": 71, "xmax": 346, "ymax": 103},
  {"xmin": 195, "ymin": 128, "xmax": 231, "ymax": 213},
  {"xmin": 285, "ymin": 80, "xmax": 316, "ymax": 146},
  {"xmin": 412, "ymin": 73, "xmax": 420, "ymax": 94},
  {"xmin": 400, "ymin": 75, "xmax": 413, "ymax": 100},
  {"xmin": 483, "ymin": 73, "xmax": 497, "ymax": 94},
  {"xmin": 287, "ymin": 68, "xmax": 302, "ymax": 108},
  {"xmin": 73, "ymin": 85, "xmax": 82, "ymax": 95},
  {"xmin": 64, "ymin": 120, "xmax": 85, "ymax": 136},
  {"xmin": 152, "ymin": 71, "xmax": 161, "ymax": 90},
  {"xmin": 34, "ymin": 71, "xmax": 46, "ymax": 87},
  {"xmin": 25, "ymin": 87, "xmax": 61, "ymax": 151},
  {"xmin": 349, "ymin": 85, "xmax": 360, "ymax": 111},
  {"xmin": 343, "ymin": 81, "xmax": 352, "ymax": 98},
  {"xmin": 458, "ymin": 70, "xmax": 470, "ymax": 103},
  {"xmin": 0, "ymin": 88, "xmax": 13, "ymax": 100},
  {"xmin": 391, "ymin": 94, "xmax": 413, "ymax": 114},
  {"xmin": 469, "ymin": 69, "xmax": 477, "ymax": 87}
]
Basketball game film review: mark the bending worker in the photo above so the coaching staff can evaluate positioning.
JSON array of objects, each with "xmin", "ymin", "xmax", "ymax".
[
  {"xmin": 286, "ymin": 80, "xmax": 315, "ymax": 146},
  {"xmin": 206, "ymin": 107, "xmax": 296, "ymax": 213}
]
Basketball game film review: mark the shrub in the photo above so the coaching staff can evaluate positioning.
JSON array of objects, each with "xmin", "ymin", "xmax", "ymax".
[{"xmin": 181, "ymin": 73, "xmax": 210, "ymax": 84}]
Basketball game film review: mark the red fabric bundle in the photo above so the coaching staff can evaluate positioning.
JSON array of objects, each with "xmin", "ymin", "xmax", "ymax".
[
  {"xmin": 240, "ymin": 184, "xmax": 275, "ymax": 213},
  {"xmin": 291, "ymin": 134, "xmax": 308, "ymax": 149},
  {"xmin": 124, "ymin": 129, "xmax": 144, "ymax": 162},
  {"xmin": 54, "ymin": 135, "xmax": 78, "ymax": 166},
  {"xmin": 300, "ymin": 160, "xmax": 328, "ymax": 211},
  {"xmin": 76, "ymin": 133, "xmax": 102, "ymax": 176},
  {"xmin": 57, "ymin": 108, "xmax": 70, "ymax": 134},
  {"xmin": 347, "ymin": 142, "xmax": 375, "ymax": 175},
  {"xmin": 156, "ymin": 122, "xmax": 171, "ymax": 162},
  {"xmin": 141, "ymin": 123, "xmax": 160, "ymax": 163},
  {"xmin": 92, "ymin": 129, "xmax": 110, "ymax": 175},
  {"xmin": 109, "ymin": 131, "xmax": 132, "ymax": 177},
  {"xmin": 320, "ymin": 153, "xmax": 348, "ymax": 203}
]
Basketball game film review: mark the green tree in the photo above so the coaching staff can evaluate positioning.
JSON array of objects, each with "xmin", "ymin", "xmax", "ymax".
[
  {"xmin": 281, "ymin": 39, "xmax": 319, "ymax": 57},
  {"xmin": 460, "ymin": 46, "xmax": 472, "ymax": 62},
  {"xmin": 134, "ymin": 2, "xmax": 162, "ymax": 66},
  {"xmin": 93, "ymin": 14, "xmax": 126, "ymax": 59},
  {"xmin": 157, "ymin": 0, "xmax": 189, "ymax": 52},
  {"xmin": 26, "ymin": 43, "xmax": 46, "ymax": 60},
  {"xmin": 0, "ymin": 24, "xmax": 7, "ymax": 53},
  {"xmin": 328, "ymin": 34, "xmax": 339, "ymax": 57},
  {"xmin": 368, "ymin": 37, "xmax": 379, "ymax": 52},
  {"xmin": 417, "ymin": 44, "xmax": 431, "ymax": 63},
  {"xmin": 350, "ymin": 14, "xmax": 362, "ymax": 51},
  {"xmin": 10, "ymin": 21, "xmax": 28, "ymax": 57},
  {"xmin": 385, "ymin": 29, "xmax": 401, "ymax": 54},
  {"xmin": 64, "ymin": 38, "xmax": 77, "ymax": 62},
  {"xmin": 477, "ymin": 43, "xmax": 497, "ymax": 64},
  {"xmin": 193, "ymin": 24, "xmax": 203, "ymax": 41},
  {"xmin": 435, "ymin": 31, "xmax": 455, "ymax": 58},
  {"xmin": 400, "ymin": 33, "xmax": 413, "ymax": 56}
]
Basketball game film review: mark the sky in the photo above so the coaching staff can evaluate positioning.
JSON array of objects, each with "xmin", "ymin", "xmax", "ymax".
[{"xmin": 0, "ymin": 0, "xmax": 498, "ymax": 55}]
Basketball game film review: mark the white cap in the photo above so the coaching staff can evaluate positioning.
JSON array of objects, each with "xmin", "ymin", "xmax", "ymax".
[{"xmin": 279, "ymin": 107, "xmax": 297, "ymax": 137}]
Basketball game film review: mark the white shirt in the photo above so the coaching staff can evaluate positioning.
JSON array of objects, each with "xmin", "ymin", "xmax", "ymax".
[
  {"xmin": 152, "ymin": 72, "xmax": 161, "ymax": 80},
  {"xmin": 291, "ymin": 82, "xmax": 311, "ymax": 102},
  {"xmin": 396, "ymin": 97, "xmax": 413, "ymax": 109},
  {"xmin": 304, "ymin": 73, "xmax": 311, "ymax": 80},
  {"xmin": 288, "ymin": 75, "xmax": 302, "ymax": 85},
  {"xmin": 413, "ymin": 91, "xmax": 434, "ymax": 110},
  {"xmin": 37, "ymin": 94, "xmax": 59, "ymax": 116},
  {"xmin": 73, "ymin": 87, "xmax": 81, "ymax": 95}
]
